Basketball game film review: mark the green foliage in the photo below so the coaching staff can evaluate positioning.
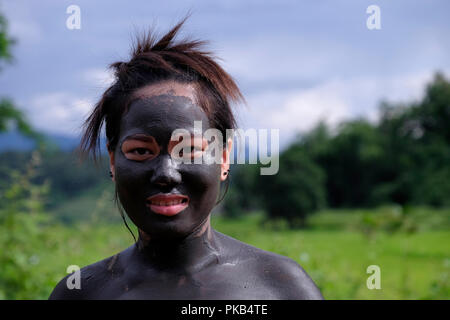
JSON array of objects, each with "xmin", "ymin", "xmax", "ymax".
[
  {"xmin": 0, "ymin": 11, "xmax": 14, "ymax": 68},
  {"xmin": 0, "ymin": 151, "xmax": 53, "ymax": 299},
  {"xmin": 36, "ymin": 151, "xmax": 110, "ymax": 209},
  {"xmin": 0, "ymin": 150, "xmax": 128, "ymax": 299},
  {"xmin": 1, "ymin": 199, "xmax": 448, "ymax": 299},
  {"xmin": 0, "ymin": 10, "xmax": 42, "ymax": 143},
  {"xmin": 304, "ymin": 119, "xmax": 385, "ymax": 207},
  {"xmin": 0, "ymin": 98, "xmax": 43, "ymax": 143},
  {"xmin": 260, "ymin": 147, "xmax": 326, "ymax": 227},
  {"xmin": 222, "ymin": 72, "xmax": 450, "ymax": 227},
  {"xmin": 211, "ymin": 212, "xmax": 449, "ymax": 299},
  {"xmin": 51, "ymin": 181, "xmax": 118, "ymax": 224},
  {"xmin": 0, "ymin": 151, "xmax": 111, "ymax": 220},
  {"xmin": 307, "ymin": 206, "xmax": 450, "ymax": 240},
  {"xmin": 375, "ymin": 73, "xmax": 450, "ymax": 206},
  {"xmin": 223, "ymin": 164, "xmax": 261, "ymax": 217},
  {"xmin": 358, "ymin": 206, "xmax": 418, "ymax": 237},
  {"xmin": 254, "ymin": 73, "xmax": 450, "ymax": 215}
]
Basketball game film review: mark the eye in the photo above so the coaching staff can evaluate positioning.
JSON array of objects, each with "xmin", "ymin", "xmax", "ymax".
[
  {"xmin": 125, "ymin": 147, "xmax": 156, "ymax": 161},
  {"xmin": 122, "ymin": 138, "xmax": 159, "ymax": 161},
  {"xmin": 132, "ymin": 148, "xmax": 153, "ymax": 156}
]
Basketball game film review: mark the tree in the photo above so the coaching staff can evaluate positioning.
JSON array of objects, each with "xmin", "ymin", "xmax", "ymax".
[
  {"xmin": 0, "ymin": 98, "xmax": 34, "ymax": 135},
  {"xmin": 0, "ymin": 11, "xmax": 42, "ymax": 142},
  {"xmin": 377, "ymin": 72, "xmax": 450, "ymax": 206},
  {"xmin": 221, "ymin": 73, "xmax": 450, "ymax": 227},
  {"xmin": 223, "ymin": 164, "xmax": 261, "ymax": 217},
  {"xmin": 260, "ymin": 146, "xmax": 326, "ymax": 227},
  {"xmin": 0, "ymin": 11, "xmax": 14, "ymax": 68}
]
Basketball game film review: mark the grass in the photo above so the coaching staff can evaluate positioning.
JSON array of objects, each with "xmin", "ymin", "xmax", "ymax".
[
  {"xmin": 211, "ymin": 211, "xmax": 449, "ymax": 299},
  {"xmin": 224, "ymin": 230, "xmax": 449, "ymax": 299},
  {"xmin": 1, "ymin": 207, "xmax": 449, "ymax": 299}
]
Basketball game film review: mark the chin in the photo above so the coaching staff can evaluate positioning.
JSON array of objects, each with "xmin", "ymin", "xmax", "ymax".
[{"xmin": 139, "ymin": 214, "xmax": 206, "ymax": 242}]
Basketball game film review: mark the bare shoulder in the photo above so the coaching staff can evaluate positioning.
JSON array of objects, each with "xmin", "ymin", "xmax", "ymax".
[
  {"xmin": 257, "ymin": 251, "xmax": 324, "ymax": 300},
  {"xmin": 48, "ymin": 246, "xmax": 132, "ymax": 300},
  {"xmin": 215, "ymin": 230, "xmax": 324, "ymax": 300}
]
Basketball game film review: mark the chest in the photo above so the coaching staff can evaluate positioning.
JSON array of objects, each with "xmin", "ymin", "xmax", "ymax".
[{"xmin": 91, "ymin": 268, "xmax": 279, "ymax": 300}]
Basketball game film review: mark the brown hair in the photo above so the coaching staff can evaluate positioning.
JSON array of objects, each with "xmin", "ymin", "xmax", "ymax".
[{"xmin": 79, "ymin": 16, "xmax": 244, "ymax": 160}]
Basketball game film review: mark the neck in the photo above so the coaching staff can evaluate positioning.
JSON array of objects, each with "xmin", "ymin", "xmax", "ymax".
[{"xmin": 134, "ymin": 216, "xmax": 219, "ymax": 274}]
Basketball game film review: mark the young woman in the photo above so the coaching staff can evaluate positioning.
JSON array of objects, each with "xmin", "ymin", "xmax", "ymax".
[{"xmin": 49, "ymin": 18, "xmax": 323, "ymax": 300}]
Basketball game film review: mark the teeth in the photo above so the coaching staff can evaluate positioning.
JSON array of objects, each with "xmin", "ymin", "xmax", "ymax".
[{"xmin": 151, "ymin": 199, "xmax": 184, "ymax": 206}]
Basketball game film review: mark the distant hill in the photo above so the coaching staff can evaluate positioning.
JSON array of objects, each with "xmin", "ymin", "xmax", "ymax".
[{"xmin": 0, "ymin": 131, "xmax": 106, "ymax": 152}]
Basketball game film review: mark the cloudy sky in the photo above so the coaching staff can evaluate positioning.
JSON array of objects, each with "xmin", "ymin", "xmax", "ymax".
[{"xmin": 1, "ymin": 0, "xmax": 449, "ymax": 148}]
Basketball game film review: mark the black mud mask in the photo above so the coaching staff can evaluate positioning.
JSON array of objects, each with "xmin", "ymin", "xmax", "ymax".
[{"xmin": 113, "ymin": 94, "xmax": 222, "ymax": 241}]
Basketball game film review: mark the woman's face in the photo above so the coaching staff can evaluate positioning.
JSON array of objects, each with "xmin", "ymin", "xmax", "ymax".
[{"xmin": 109, "ymin": 82, "xmax": 229, "ymax": 240}]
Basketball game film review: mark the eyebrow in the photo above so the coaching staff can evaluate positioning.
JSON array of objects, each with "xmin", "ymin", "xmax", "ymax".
[{"xmin": 123, "ymin": 134, "xmax": 156, "ymax": 142}]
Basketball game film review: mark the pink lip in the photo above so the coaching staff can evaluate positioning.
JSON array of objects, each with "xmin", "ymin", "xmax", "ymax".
[{"xmin": 146, "ymin": 194, "xmax": 189, "ymax": 216}]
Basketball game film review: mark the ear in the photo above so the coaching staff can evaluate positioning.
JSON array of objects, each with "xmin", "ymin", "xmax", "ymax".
[
  {"xmin": 220, "ymin": 138, "xmax": 233, "ymax": 181},
  {"xmin": 107, "ymin": 143, "xmax": 115, "ymax": 182}
]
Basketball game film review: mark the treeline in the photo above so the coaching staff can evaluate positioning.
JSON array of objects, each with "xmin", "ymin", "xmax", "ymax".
[{"xmin": 225, "ymin": 73, "xmax": 450, "ymax": 226}]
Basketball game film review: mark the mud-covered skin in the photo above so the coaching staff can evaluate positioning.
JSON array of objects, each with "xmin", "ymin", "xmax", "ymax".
[
  {"xmin": 113, "ymin": 94, "xmax": 220, "ymax": 241},
  {"xmin": 49, "ymin": 85, "xmax": 323, "ymax": 300},
  {"xmin": 49, "ymin": 230, "xmax": 323, "ymax": 300}
]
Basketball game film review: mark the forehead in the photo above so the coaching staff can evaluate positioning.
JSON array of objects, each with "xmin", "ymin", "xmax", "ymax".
[
  {"xmin": 131, "ymin": 81, "xmax": 198, "ymax": 102},
  {"xmin": 119, "ymin": 81, "xmax": 210, "ymax": 139}
]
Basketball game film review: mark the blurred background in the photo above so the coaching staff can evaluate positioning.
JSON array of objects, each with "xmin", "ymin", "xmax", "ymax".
[{"xmin": 0, "ymin": 0, "xmax": 449, "ymax": 299}]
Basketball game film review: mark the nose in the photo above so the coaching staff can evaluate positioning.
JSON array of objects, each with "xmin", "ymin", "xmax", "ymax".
[{"xmin": 150, "ymin": 154, "xmax": 182, "ymax": 189}]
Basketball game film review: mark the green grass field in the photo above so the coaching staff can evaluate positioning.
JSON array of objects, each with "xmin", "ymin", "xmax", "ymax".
[
  {"xmin": 212, "ymin": 213, "xmax": 449, "ymax": 299},
  {"xmin": 1, "ymin": 207, "xmax": 449, "ymax": 300}
]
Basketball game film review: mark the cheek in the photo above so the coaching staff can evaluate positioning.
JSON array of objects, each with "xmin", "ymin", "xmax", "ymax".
[
  {"xmin": 114, "ymin": 154, "xmax": 148, "ymax": 202},
  {"xmin": 116, "ymin": 161, "xmax": 143, "ymax": 185},
  {"xmin": 183, "ymin": 164, "xmax": 221, "ymax": 207}
]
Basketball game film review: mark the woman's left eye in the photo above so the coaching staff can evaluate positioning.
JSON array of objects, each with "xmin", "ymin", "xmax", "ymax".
[
  {"xmin": 124, "ymin": 147, "xmax": 156, "ymax": 161},
  {"xmin": 132, "ymin": 148, "xmax": 151, "ymax": 155},
  {"xmin": 121, "ymin": 137, "xmax": 159, "ymax": 161}
]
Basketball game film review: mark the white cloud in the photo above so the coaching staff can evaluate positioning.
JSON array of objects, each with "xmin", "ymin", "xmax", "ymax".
[
  {"xmin": 240, "ymin": 71, "xmax": 436, "ymax": 148},
  {"xmin": 25, "ymin": 92, "xmax": 94, "ymax": 136},
  {"xmin": 3, "ymin": 2, "xmax": 43, "ymax": 44},
  {"xmin": 221, "ymin": 35, "xmax": 349, "ymax": 82}
]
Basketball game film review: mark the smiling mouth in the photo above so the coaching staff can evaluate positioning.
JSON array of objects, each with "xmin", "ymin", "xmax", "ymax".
[{"xmin": 146, "ymin": 194, "xmax": 189, "ymax": 216}]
